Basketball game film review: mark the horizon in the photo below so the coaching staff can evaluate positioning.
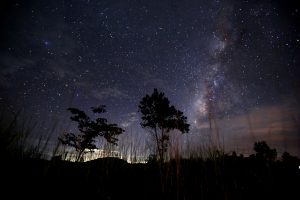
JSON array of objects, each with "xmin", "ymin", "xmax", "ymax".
[{"xmin": 0, "ymin": 0, "xmax": 299, "ymax": 157}]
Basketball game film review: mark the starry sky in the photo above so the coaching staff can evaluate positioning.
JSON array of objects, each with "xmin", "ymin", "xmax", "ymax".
[{"xmin": 0, "ymin": 0, "xmax": 299, "ymax": 156}]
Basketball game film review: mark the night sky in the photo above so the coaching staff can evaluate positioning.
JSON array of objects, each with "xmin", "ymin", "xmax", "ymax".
[{"xmin": 0, "ymin": 0, "xmax": 299, "ymax": 156}]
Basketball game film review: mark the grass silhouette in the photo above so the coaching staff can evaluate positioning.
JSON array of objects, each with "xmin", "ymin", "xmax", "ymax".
[{"xmin": 0, "ymin": 110, "xmax": 299, "ymax": 200}]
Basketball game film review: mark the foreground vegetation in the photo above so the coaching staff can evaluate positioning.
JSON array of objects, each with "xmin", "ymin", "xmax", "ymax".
[
  {"xmin": 0, "ymin": 88, "xmax": 299, "ymax": 199},
  {"xmin": 1, "ymin": 140, "xmax": 299, "ymax": 200}
]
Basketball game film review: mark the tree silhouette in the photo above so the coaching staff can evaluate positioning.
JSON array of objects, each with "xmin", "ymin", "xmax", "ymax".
[
  {"xmin": 58, "ymin": 105, "xmax": 124, "ymax": 161},
  {"xmin": 281, "ymin": 151, "xmax": 299, "ymax": 165},
  {"xmin": 254, "ymin": 141, "xmax": 277, "ymax": 161},
  {"xmin": 139, "ymin": 88, "xmax": 190, "ymax": 162}
]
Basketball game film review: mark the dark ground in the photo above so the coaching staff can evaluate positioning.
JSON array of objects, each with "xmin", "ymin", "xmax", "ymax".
[{"xmin": 1, "ymin": 154, "xmax": 299, "ymax": 200}]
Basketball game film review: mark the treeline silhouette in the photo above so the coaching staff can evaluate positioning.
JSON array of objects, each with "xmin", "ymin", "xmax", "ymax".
[
  {"xmin": 1, "ymin": 141, "xmax": 299, "ymax": 200},
  {"xmin": 0, "ymin": 88, "xmax": 299, "ymax": 199}
]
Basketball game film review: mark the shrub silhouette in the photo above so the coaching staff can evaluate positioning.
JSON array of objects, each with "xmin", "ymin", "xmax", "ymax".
[
  {"xmin": 254, "ymin": 141, "xmax": 277, "ymax": 161},
  {"xmin": 138, "ymin": 88, "xmax": 190, "ymax": 162},
  {"xmin": 58, "ymin": 106, "xmax": 124, "ymax": 161},
  {"xmin": 282, "ymin": 151, "xmax": 300, "ymax": 165}
]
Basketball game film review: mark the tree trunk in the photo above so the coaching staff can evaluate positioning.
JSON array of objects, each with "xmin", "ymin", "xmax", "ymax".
[
  {"xmin": 76, "ymin": 149, "xmax": 85, "ymax": 162},
  {"xmin": 154, "ymin": 127, "xmax": 160, "ymax": 160},
  {"xmin": 161, "ymin": 128, "xmax": 165, "ymax": 163}
]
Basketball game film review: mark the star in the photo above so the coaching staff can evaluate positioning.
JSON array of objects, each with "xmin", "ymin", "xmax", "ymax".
[{"xmin": 0, "ymin": 0, "xmax": 299, "ymax": 157}]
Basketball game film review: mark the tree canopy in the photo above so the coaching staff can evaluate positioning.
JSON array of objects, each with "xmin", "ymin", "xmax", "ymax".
[
  {"xmin": 59, "ymin": 105, "xmax": 124, "ymax": 161},
  {"xmin": 139, "ymin": 88, "xmax": 190, "ymax": 162},
  {"xmin": 254, "ymin": 141, "xmax": 277, "ymax": 161}
]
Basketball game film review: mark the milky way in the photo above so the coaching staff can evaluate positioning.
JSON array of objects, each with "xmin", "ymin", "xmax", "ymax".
[{"xmin": 0, "ymin": 0, "xmax": 299, "ymax": 156}]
